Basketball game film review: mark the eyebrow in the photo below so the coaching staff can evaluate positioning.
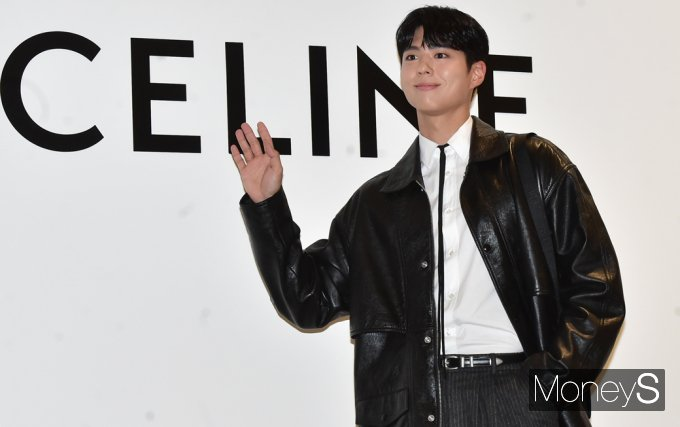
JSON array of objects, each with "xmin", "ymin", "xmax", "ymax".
[{"xmin": 403, "ymin": 44, "xmax": 449, "ymax": 54}]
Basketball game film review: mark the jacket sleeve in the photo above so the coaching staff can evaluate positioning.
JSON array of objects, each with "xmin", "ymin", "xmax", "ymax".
[
  {"xmin": 239, "ymin": 188, "xmax": 352, "ymax": 329},
  {"xmin": 540, "ymin": 162, "xmax": 625, "ymax": 371}
]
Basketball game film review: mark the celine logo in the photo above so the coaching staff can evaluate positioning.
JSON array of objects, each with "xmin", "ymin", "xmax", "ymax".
[{"xmin": 0, "ymin": 32, "xmax": 532, "ymax": 155}]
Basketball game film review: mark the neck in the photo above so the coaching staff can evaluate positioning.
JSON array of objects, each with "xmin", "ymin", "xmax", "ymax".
[{"xmin": 417, "ymin": 109, "xmax": 471, "ymax": 145}]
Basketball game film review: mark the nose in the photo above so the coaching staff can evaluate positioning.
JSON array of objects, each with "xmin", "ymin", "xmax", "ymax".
[{"xmin": 417, "ymin": 57, "xmax": 433, "ymax": 75}]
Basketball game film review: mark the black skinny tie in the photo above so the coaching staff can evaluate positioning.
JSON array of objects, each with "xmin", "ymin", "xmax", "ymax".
[{"xmin": 437, "ymin": 144, "xmax": 449, "ymax": 357}]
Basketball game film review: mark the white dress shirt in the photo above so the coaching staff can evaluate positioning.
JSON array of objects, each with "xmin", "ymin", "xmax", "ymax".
[{"xmin": 419, "ymin": 116, "xmax": 523, "ymax": 355}]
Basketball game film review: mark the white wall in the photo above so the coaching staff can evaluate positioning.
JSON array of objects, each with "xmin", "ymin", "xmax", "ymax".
[{"xmin": 0, "ymin": 0, "xmax": 677, "ymax": 425}]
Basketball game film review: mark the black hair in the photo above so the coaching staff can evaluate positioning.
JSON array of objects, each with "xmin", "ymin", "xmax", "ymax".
[{"xmin": 396, "ymin": 6, "xmax": 489, "ymax": 69}]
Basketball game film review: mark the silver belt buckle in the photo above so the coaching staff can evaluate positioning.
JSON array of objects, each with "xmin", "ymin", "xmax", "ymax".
[
  {"xmin": 443, "ymin": 355, "xmax": 498, "ymax": 369},
  {"xmin": 443, "ymin": 355, "xmax": 474, "ymax": 369}
]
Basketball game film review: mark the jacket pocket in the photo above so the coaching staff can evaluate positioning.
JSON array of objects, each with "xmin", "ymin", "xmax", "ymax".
[{"xmin": 355, "ymin": 388, "xmax": 408, "ymax": 426}]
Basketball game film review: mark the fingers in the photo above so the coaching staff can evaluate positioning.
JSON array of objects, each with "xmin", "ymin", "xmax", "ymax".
[
  {"xmin": 240, "ymin": 122, "xmax": 263, "ymax": 156},
  {"xmin": 230, "ymin": 144, "xmax": 246, "ymax": 171},
  {"xmin": 234, "ymin": 127, "xmax": 253, "ymax": 161},
  {"xmin": 257, "ymin": 122, "xmax": 279, "ymax": 158},
  {"xmin": 233, "ymin": 121, "xmax": 280, "ymax": 167}
]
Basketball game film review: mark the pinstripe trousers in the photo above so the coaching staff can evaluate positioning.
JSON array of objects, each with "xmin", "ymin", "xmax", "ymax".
[{"xmin": 439, "ymin": 361, "xmax": 560, "ymax": 426}]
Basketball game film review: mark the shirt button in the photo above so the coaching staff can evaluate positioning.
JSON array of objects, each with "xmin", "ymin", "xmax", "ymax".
[
  {"xmin": 445, "ymin": 170, "xmax": 451, "ymax": 176},
  {"xmin": 445, "ymin": 207, "xmax": 453, "ymax": 214},
  {"xmin": 427, "ymin": 414, "xmax": 436, "ymax": 422},
  {"xmin": 447, "ymin": 249, "xmax": 455, "ymax": 257},
  {"xmin": 424, "ymin": 335, "xmax": 432, "ymax": 344},
  {"xmin": 447, "ymin": 292, "xmax": 456, "ymax": 300},
  {"xmin": 482, "ymin": 244, "xmax": 492, "ymax": 252},
  {"xmin": 420, "ymin": 260, "xmax": 428, "ymax": 269}
]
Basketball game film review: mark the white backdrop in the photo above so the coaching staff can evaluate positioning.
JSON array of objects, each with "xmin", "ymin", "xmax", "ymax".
[{"xmin": 0, "ymin": 0, "xmax": 678, "ymax": 426}]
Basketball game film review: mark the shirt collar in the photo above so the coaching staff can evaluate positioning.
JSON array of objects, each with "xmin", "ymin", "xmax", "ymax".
[
  {"xmin": 418, "ymin": 116, "xmax": 473, "ymax": 168},
  {"xmin": 380, "ymin": 116, "xmax": 507, "ymax": 193}
]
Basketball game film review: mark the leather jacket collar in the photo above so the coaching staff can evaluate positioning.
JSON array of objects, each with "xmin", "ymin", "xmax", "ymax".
[{"xmin": 380, "ymin": 116, "xmax": 509, "ymax": 193}]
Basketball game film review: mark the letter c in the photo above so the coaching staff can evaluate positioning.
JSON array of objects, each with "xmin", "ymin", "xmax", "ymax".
[{"xmin": 0, "ymin": 31, "xmax": 102, "ymax": 151}]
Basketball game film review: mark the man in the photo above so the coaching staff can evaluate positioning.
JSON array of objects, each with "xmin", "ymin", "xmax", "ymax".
[{"xmin": 230, "ymin": 6, "xmax": 624, "ymax": 427}]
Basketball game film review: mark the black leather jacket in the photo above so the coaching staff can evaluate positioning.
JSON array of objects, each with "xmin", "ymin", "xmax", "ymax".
[{"xmin": 240, "ymin": 117, "xmax": 625, "ymax": 426}]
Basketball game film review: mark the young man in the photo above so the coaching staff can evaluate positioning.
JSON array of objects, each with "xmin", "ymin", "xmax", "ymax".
[{"xmin": 230, "ymin": 6, "xmax": 624, "ymax": 427}]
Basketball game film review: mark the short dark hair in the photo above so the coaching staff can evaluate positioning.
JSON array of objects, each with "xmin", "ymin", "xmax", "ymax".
[{"xmin": 396, "ymin": 6, "xmax": 489, "ymax": 69}]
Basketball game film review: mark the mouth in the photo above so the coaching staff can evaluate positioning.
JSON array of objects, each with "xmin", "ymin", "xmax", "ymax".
[{"xmin": 415, "ymin": 83, "xmax": 439, "ymax": 91}]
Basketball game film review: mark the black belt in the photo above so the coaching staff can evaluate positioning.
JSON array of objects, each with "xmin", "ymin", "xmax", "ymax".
[{"xmin": 441, "ymin": 352, "xmax": 526, "ymax": 370}]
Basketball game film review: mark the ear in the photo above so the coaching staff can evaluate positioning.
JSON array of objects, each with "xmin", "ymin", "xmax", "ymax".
[{"xmin": 469, "ymin": 60, "xmax": 487, "ymax": 89}]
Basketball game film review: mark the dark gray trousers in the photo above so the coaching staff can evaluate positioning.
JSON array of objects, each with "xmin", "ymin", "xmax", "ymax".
[{"xmin": 439, "ymin": 361, "xmax": 560, "ymax": 427}]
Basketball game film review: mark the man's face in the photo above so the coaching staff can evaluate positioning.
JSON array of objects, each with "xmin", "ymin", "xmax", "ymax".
[{"xmin": 400, "ymin": 26, "xmax": 485, "ymax": 119}]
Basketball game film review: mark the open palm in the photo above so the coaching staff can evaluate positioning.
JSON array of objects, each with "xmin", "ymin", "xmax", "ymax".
[{"xmin": 230, "ymin": 122, "xmax": 283, "ymax": 203}]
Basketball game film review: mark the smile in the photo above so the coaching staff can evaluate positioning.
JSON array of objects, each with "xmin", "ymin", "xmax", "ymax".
[{"xmin": 415, "ymin": 83, "xmax": 440, "ymax": 91}]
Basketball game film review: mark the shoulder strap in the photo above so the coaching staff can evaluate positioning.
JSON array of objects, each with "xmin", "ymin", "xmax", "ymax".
[{"xmin": 513, "ymin": 134, "xmax": 559, "ymax": 292}]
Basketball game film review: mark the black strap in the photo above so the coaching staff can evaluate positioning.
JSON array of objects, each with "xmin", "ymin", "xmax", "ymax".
[
  {"xmin": 512, "ymin": 133, "xmax": 559, "ymax": 293},
  {"xmin": 437, "ymin": 144, "xmax": 448, "ymax": 357}
]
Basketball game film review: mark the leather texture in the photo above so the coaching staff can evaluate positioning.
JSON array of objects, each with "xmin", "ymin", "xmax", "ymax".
[{"xmin": 240, "ymin": 117, "xmax": 625, "ymax": 426}]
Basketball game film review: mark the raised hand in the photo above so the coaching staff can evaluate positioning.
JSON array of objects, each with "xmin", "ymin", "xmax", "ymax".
[{"xmin": 230, "ymin": 122, "xmax": 283, "ymax": 203}]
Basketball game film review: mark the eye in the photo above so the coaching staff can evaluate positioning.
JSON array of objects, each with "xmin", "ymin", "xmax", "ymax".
[
  {"xmin": 404, "ymin": 54, "xmax": 417, "ymax": 61},
  {"xmin": 434, "ymin": 52, "xmax": 449, "ymax": 59}
]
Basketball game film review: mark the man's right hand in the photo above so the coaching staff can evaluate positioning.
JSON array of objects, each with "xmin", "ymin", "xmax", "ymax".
[{"xmin": 230, "ymin": 122, "xmax": 283, "ymax": 203}]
